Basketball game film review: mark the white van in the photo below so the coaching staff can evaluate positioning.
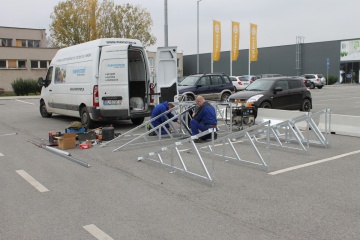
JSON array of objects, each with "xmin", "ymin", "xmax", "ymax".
[{"xmin": 38, "ymin": 38, "xmax": 178, "ymax": 128}]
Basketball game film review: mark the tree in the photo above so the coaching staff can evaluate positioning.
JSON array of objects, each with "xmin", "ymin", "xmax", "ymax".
[{"xmin": 49, "ymin": 0, "xmax": 156, "ymax": 48}]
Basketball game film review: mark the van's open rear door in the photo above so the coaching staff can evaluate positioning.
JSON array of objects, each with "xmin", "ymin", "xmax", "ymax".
[
  {"xmin": 155, "ymin": 47, "xmax": 178, "ymax": 103},
  {"xmin": 99, "ymin": 45, "xmax": 129, "ymax": 112}
]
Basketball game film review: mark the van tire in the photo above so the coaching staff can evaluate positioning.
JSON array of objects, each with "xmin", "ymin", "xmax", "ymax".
[
  {"xmin": 40, "ymin": 101, "xmax": 52, "ymax": 118},
  {"xmin": 310, "ymin": 83, "xmax": 315, "ymax": 89},
  {"xmin": 131, "ymin": 117, "xmax": 144, "ymax": 125},
  {"xmin": 80, "ymin": 107, "xmax": 94, "ymax": 129}
]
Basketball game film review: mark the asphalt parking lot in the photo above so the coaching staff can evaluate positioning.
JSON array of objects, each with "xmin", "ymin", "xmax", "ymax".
[{"xmin": 1, "ymin": 84, "xmax": 360, "ymax": 239}]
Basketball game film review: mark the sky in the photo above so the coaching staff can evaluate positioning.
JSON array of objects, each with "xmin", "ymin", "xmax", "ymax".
[{"xmin": 1, "ymin": 0, "xmax": 360, "ymax": 55}]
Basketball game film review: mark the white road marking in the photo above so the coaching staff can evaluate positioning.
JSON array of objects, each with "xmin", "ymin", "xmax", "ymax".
[
  {"xmin": 83, "ymin": 224, "xmax": 114, "ymax": 240},
  {"xmin": 16, "ymin": 170, "xmax": 49, "ymax": 193},
  {"xmin": 15, "ymin": 99, "xmax": 34, "ymax": 105},
  {"xmin": 0, "ymin": 152, "xmax": 4, "ymax": 157},
  {"xmin": 269, "ymin": 150, "xmax": 360, "ymax": 175}
]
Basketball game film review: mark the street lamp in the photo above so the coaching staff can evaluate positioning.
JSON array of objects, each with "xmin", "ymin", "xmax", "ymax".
[{"xmin": 197, "ymin": 0, "xmax": 202, "ymax": 73}]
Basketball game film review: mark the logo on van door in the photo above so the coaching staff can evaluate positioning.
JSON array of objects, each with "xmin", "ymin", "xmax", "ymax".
[{"xmin": 107, "ymin": 64, "xmax": 125, "ymax": 68}]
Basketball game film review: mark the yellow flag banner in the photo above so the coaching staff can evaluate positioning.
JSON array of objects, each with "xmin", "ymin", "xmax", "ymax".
[
  {"xmin": 213, "ymin": 20, "xmax": 221, "ymax": 61},
  {"xmin": 250, "ymin": 23, "xmax": 258, "ymax": 62},
  {"xmin": 231, "ymin": 21, "xmax": 240, "ymax": 61}
]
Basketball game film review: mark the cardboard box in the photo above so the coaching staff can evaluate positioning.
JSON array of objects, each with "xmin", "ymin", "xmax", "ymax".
[{"xmin": 57, "ymin": 132, "xmax": 77, "ymax": 150}]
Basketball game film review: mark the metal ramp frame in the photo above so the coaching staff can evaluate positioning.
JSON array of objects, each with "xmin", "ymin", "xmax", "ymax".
[
  {"xmin": 137, "ymin": 122, "xmax": 272, "ymax": 185},
  {"xmin": 137, "ymin": 129, "xmax": 218, "ymax": 185},
  {"xmin": 100, "ymin": 102, "xmax": 196, "ymax": 152},
  {"xmin": 255, "ymin": 109, "xmax": 331, "ymax": 152},
  {"xmin": 196, "ymin": 121, "xmax": 271, "ymax": 172}
]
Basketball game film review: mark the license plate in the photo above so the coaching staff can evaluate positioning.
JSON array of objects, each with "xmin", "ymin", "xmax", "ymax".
[{"xmin": 103, "ymin": 100, "xmax": 121, "ymax": 105}]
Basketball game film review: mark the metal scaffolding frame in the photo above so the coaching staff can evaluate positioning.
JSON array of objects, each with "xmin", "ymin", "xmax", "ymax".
[
  {"xmin": 100, "ymin": 102, "xmax": 196, "ymax": 152},
  {"xmin": 137, "ymin": 128, "xmax": 218, "ymax": 185},
  {"xmin": 255, "ymin": 109, "xmax": 331, "ymax": 152}
]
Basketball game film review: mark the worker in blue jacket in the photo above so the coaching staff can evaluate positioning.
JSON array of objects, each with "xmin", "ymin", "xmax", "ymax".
[
  {"xmin": 190, "ymin": 95, "xmax": 217, "ymax": 142},
  {"xmin": 149, "ymin": 101, "xmax": 177, "ymax": 135}
]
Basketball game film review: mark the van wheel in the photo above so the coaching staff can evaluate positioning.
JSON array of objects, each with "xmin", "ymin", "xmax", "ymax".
[
  {"xmin": 131, "ymin": 117, "xmax": 144, "ymax": 125},
  {"xmin": 221, "ymin": 92, "xmax": 231, "ymax": 102},
  {"xmin": 300, "ymin": 99, "xmax": 311, "ymax": 112},
  {"xmin": 40, "ymin": 101, "xmax": 52, "ymax": 118},
  {"xmin": 317, "ymin": 86, "xmax": 323, "ymax": 89},
  {"xmin": 80, "ymin": 107, "xmax": 94, "ymax": 129},
  {"xmin": 310, "ymin": 83, "xmax": 315, "ymax": 89}
]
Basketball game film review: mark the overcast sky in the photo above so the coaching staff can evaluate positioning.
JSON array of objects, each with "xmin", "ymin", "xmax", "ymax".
[{"xmin": 1, "ymin": 0, "xmax": 360, "ymax": 55}]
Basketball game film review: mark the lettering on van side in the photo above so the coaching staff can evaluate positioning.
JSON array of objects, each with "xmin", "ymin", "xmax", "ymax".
[
  {"xmin": 106, "ymin": 40, "xmax": 137, "ymax": 45},
  {"xmin": 105, "ymin": 73, "xmax": 118, "ymax": 82},
  {"xmin": 107, "ymin": 64, "xmax": 125, "ymax": 68},
  {"xmin": 56, "ymin": 53, "xmax": 91, "ymax": 63},
  {"xmin": 73, "ymin": 68, "xmax": 86, "ymax": 76},
  {"xmin": 70, "ymin": 88, "xmax": 84, "ymax": 91}
]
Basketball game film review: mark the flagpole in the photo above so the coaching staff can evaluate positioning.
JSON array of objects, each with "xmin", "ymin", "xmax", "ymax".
[
  {"xmin": 230, "ymin": 51, "xmax": 232, "ymax": 76},
  {"xmin": 248, "ymin": 23, "xmax": 251, "ymax": 75}
]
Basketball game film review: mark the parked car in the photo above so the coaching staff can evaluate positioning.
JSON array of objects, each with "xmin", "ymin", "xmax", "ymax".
[
  {"xmin": 229, "ymin": 77, "xmax": 312, "ymax": 112},
  {"xmin": 257, "ymin": 74, "xmax": 282, "ymax": 79},
  {"xmin": 300, "ymin": 74, "xmax": 326, "ymax": 89},
  {"xmin": 289, "ymin": 76, "xmax": 312, "ymax": 88},
  {"xmin": 178, "ymin": 73, "xmax": 235, "ymax": 102},
  {"xmin": 230, "ymin": 76, "xmax": 250, "ymax": 91},
  {"xmin": 240, "ymin": 75, "xmax": 258, "ymax": 84}
]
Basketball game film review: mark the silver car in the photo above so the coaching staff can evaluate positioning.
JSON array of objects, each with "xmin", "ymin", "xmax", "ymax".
[{"xmin": 300, "ymin": 74, "xmax": 326, "ymax": 89}]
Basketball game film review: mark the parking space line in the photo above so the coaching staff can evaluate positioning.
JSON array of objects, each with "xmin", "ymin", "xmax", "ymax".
[
  {"xmin": 0, "ymin": 152, "xmax": 4, "ymax": 157},
  {"xmin": 83, "ymin": 224, "xmax": 114, "ymax": 240},
  {"xmin": 268, "ymin": 150, "xmax": 360, "ymax": 175},
  {"xmin": 16, "ymin": 170, "xmax": 49, "ymax": 193},
  {"xmin": 15, "ymin": 99, "xmax": 34, "ymax": 105}
]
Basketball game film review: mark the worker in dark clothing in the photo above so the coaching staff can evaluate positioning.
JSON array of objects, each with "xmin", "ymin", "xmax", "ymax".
[
  {"xmin": 190, "ymin": 95, "xmax": 217, "ymax": 142},
  {"xmin": 149, "ymin": 101, "xmax": 177, "ymax": 135}
]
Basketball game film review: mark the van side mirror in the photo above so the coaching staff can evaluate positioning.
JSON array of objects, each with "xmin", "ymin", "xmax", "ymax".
[{"xmin": 38, "ymin": 77, "xmax": 46, "ymax": 87}]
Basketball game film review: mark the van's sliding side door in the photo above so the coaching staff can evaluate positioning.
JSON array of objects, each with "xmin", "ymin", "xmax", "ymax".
[{"xmin": 155, "ymin": 47, "xmax": 178, "ymax": 103}]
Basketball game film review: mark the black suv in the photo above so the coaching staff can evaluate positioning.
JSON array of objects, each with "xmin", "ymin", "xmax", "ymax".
[
  {"xmin": 229, "ymin": 77, "xmax": 312, "ymax": 111},
  {"xmin": 178, "ymin": 73, "xmax": 235, "ymax": 101}
]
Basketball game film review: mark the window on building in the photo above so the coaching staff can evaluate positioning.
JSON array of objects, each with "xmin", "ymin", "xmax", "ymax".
[
  {"xmin": 31, "ymin": 60, "xmax": 50, "ymax": 68},
  {"xmin": 148, "ymin": 57, "xmax": 154, "ymax": 67},
  {"xmin": 27, "ymin": 40, "xmax": 40, "ymax": 48},
  {"xmin": 31, "ymin": 60, "xmax": 38, "ymax": 68},
  {"xmin": 0, "ymin": 60, "xmax": 6, "ymax": 68},
  {"xmin": 39, "ymin": 60, "xmax": 47, "ymax": 68},
  {"xmin": 18, "ymin": 60, "xmax": 26, "ymax": 68},
  {"xmin": 177, "ymin": 58, "xmax": 180, "ymax": 67},
  {"xmin": 8, "ymin": 60, "xmax": 17, "ymax": 68},
  {"xmin": 1, "ymin": 38, "xmax": 12, "ymax": 47},
  {"xmin": 22, "ymin": 40, "xmax": 27, "ymax": 47}
]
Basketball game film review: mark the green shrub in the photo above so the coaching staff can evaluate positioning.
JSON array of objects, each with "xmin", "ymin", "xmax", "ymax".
[
  {"xmin": 327, "ymin": 75, "xmax": 338, "ymax": 85},
  {"xmin": 11, "ymin": 78, "xmax": 41, "ymax": 96}
]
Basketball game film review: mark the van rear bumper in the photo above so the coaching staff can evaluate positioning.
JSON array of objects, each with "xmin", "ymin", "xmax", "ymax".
[{"xmin": 88, "ymin": 106, "xmax": 154, "ymax": 121}]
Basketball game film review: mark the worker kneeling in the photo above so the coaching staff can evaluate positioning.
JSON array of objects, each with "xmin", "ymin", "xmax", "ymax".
[
  {"xmin": 149, "ymin": 101, "xmax": 178, "ymax": 136},
  {"xmin": 190, "ymin": 96, "xmax": 218, "ymax": 143}
]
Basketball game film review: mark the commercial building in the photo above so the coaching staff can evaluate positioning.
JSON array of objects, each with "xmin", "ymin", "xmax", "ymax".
[
  {"xmin": 0, "ymin": 26, "xmax": 59, "ymax": 92},
  {"xmin": 183, "ymin": 38, "xmax": 360, "ymax": 84}
]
